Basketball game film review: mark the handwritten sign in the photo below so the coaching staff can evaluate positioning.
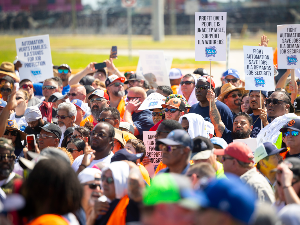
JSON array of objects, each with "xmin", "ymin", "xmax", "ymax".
[
  {"xmin": 138, "ymin": 93, "xmax": 165, "ymax": 111},
  {"xmin": 15, "ymin": 35, "xmax": 53, "ymax": 83},
  {"xmin": 233, "ymin": 138, "xmax": 257, "ymax": 161},
  {"xmin": 195, "ymin": 12, "xmax": 227, "ymax": 61},
  {"xmin": 244, "ymin": 46, "xmax": 274, "ymax": 91},
  {"xmin": 277, "ymin": 24, "xmax": 300, "ymax": 69}
]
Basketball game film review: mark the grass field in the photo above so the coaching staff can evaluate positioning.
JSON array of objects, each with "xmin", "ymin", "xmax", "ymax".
[{"xmin": 0, "ymin": 32, "xmax": 277, "ymax": 70}]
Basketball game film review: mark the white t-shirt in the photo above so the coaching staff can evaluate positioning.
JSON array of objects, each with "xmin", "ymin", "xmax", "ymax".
[
  {"xmin": 9, "ymin": 113, "xmax": 28, "ymax": 131},
  {"xmin": 72, "ymin": 152, "xmax": 114, "ymax": 172}
]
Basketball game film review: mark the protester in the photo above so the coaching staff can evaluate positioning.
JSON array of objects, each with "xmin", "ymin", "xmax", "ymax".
[
  {"xmin": 72, "ymin": 126, "xmax": 90, "ymax": 144},
  {"xmin": 186, "ymin": 162, "xmax": 216, "ymax": 189},
  {"xmin": 241, "ymin": 92, "xmax": 252, "ymax": 114},
  {"xmin": 210, "ymin": 137, "xmax": 228, "ymax": 162},
  {"xmin": 267, "ymin": 90, "xmax": 292, "ymax": 122},
  {"xmin": 177, "ymin": 74, "xmax": 198, "ymax": 106},
  {"xmin": 19, "ymin": 79, "xmax": 42, "ymax": 107},
  {"xmin": 93, "ymin": 68, "xmax": 107, "ymax": 82},
  {"xmin": 24, "ymin": 106, "xmax": 48, "ymax": 137},
  {"xmin": 40, "ymin": 77, "xmax": 62, "ymax": 102},
  {"xmin": 162, "ymin": 97, "xmax": 186, "ymax": 122},
  {"xmin": 222, "ymin": 68, "xmax": 242, "ymax": 87},
  {"xmin": 61, "ymin": 127, "xmax": 75, "ymax": 148},
  {"xmin": 67, "ymin": 138, "xmax": 85, "ymax": 160},
  {"xmin": 169, "ymin": 68, "xmax": 182, "ymax": 94},
  {"xmin": 37, "ymin": 123, "xmax": 62, "ymax": 151},
  {"xmin": 0, "ymin": 75, "xmax": 14, "ymax": 101},
  {"xmin": 71, "ymin": 99, "xmax": 86, "ymax": 126},
  {"xmin": 57, "ymin": 64, "xmax": 72, "ymax": 94},
  {"xmin": 156, "ymin": 85, "xmax": 173, "ymax": 97},
  {"xmin": 280, "ymin": 118, "xmax": 300, "ymax": 158},
  {"xmin": 124, "ymin": 73, "xmax": 155, "ymax": 96}
]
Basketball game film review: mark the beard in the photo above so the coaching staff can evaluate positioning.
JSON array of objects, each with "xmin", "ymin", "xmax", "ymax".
[
  {"xmin": 234, "ymin": 99, "xmax": 242, "ymax": 106},
  {"xmin": 0, "ymin": 162, "xmax": 13, "ymax": 178},
  {"xmin": 91, "ymin": 105, "xmax": 105, "ymax": 120},
  {"xmin": 112, "ymin": 90, "xmax": 125, "ymax": 98},
  {"xmin": 59, "ymin": 124, "xmax": 67, "ymax": 134},
  {"xmin": 232, "ymin": 129, "xmax": 252, "ymax": 139}
]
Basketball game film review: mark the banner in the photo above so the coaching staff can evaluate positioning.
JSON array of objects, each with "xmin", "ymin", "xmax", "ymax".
[
  {"xmin": 244, "ymin": 46, "xmax": 275, "ymax": 91},
  {"xmin": 15, "ymin": 35, "xmax": 53, "ymax": 83},
  {"xmin": 138, "ymin": 93, "xmax": 165, "ymax": 111},
  {"xmin": 277, "ymin": 24, "xmax": 300, "ymax": 69},
  {"xmin": 195, "ymin": 12, "xmax": 227, "ymax": 61}
]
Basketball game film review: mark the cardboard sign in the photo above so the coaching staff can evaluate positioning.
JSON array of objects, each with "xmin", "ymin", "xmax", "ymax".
[
  {"xmin": 233, "ymin": 138, "xmax": 257, "ymax": 160},
  {"xmin": 143, "ymin": 131, "xmax": 162, "ymax": 177},
  {"xmin": 244, "ymin": 46, "xmax": 275, "ymax": 91},
  {"xmin": 139, "ymin": 50, "xmax": 171, "ymax": 87},
  {"xmin": 195, "ymin": 12, "xmax": 227, "ymax": 61},
  {"xmin": 277, "ymin": 24, "xmax": 300, "ymax": 69},
  {"xmin": 138, "ymin": 93, "xmax": 165, "ymax": 111},
  {"xmin": 15, "ymin": 35, "xmax": 53, "ymax": 83}
]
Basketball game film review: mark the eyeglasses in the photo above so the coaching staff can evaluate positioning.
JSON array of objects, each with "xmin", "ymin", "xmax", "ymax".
[
  {"xmin": 97, "ymin": 118, "xmax": 114, "ymax": 122},
  {"xmin": 225, "ymin": 78, "xmax": 238, "ymax": 83},
  {"xmin": 56, "ymin": 115, "xmax": 71, "ymax": 120},
  {"xmin": 42, "ymin": 85, "xmax": 56, "ymax": 90},
  {"xmin": 58, "ymin": 69, "xmax": 69, "ymax": 74},
  {"xmin": 4, "ymin": 130, "xmax": 18, "ymax": 136},
  {"xmin": 90, "ymin": 98, "xmax": 106, "ymax": 103},
  {"xmin": 67, "ymin": 148, "xmax": 81, "ymax": 153},
  {"xmin": 152, "ymin": 112, "xmax": 163, "ymax": 116},
  {"xmin": 283, "ymin": 131, "xmax": 299, "ymax": 137},
  {"xmin": 110, "ymin": 82, "xmax": 124, "ymax": 87},
  {"xmin": 71, "ymin": 134, "xmax": 82, "ymax": 139},
  {"xmin": 180, "ymin": 81, "xmax": 193, "ymax": 85},
  {"xmin": 265, "ymin": 98, "xmax": 287, "ymax": 105},
  {"xmin": 38, "ymin": 134, "xmax": 57, "ymax": 139},
  {"xmin": 83, "ymin": 183, "xmax": 101, "ymax": 190},
  {"xmin": 16, "ymin": 97, "xmax": 24, "ymax": 100},
  {"xmin": 127, "ymin": 96, "xmax": 141, "ymax": 101},
  {"xmin": 101, "ymin": 175, "xmax": 114, "ymax": 184},
  {"xmin": 164, "ymin": 108, "xmax": 178, "ymax": 113},
  {"xmin": 195, "ymin": 85, "xmax": 209, "ymax": 90},
  {"xmin": 67, "ymin": 93, "xmax": 83, "ymax": 97},
  {"xmin": 90, "ymin": 131, "xmax": 108, "ymax": 138},
  {"xmin": 0, "ymin": 87, "xmax": 11, "ymax": 93},
  {"xmin": 21, "ymin": 84, "xmax": 33, "ymax": 89},
  {"xmin": 228, "ymin": 93, "xmax": 242, "ymax": 98},
  {"xmin": 158, "ymin": 144, "xmax": 182, "ymax": 152},
  {"xmin": 0, "ymin": 154, "xmax": 16, "ymax": 161},
  {"xmin": 222, "ymin": 156, "xmax": 235, "ymax": 161}
]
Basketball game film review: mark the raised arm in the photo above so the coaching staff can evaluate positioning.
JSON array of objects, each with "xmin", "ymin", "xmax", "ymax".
[
  {"xmin": 68, "ymin": 62, "xmax": 96, "ymax": 86},
  {"xmin": 276, "ymin": 69, "xmax": 291, "ymax": 89},
  {"xmin": 105, "ymin": 58, "xmax": 124, "ymax": 78}
]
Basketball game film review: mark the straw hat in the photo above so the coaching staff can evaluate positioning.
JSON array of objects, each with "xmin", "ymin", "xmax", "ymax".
[
  {"xmin": 217, "ymin": 83, "xmax": 248, "ymax": 102},
  {"xmin": 0, "ymin": 62, "xmax": 19, "ymax": 81},
  {"xmin": 6, "ymin": 120, "xmax": 26, "ymax": 140}
]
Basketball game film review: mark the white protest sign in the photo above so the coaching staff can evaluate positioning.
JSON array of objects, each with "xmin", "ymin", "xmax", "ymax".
[
  {"xmin": 244, "ymin": 46, "xmax": 275, "ymax": 91},
  {"xmin": 15, "ymin": 35, "xmax": 53, "ymax": 83},
  {"xmin": 233, "ymin": 138, "xmax": 257, "ymax": 158},
  {"xmin": 195, "ymin": 12, "xmax": 227, "ymax": 61},
  {"xmin": 138, "ymin": 93, "xmax": 165, "ymax": 111},
  {"xmin": 185, "ymin": 0, "xmax": 199, "ymax": 15},
  {"xmin": 277, "ymin": 24, "xmax": 300, "ymax": 69},
  {"xmin": 143, "ymin": 131, "xmax": 162, "ymax": 177},
  {"xmin": 295, "ymin": 68, "xmax": 300, "ymax": 80},
  {"xmin": 139, "ymin": 50, "xmax": 171, "ymax": 87}
]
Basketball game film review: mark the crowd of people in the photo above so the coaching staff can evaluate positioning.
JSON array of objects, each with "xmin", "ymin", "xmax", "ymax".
[{"xmin": 0, "ymin": 35, "xmax": 300, "ymax": 225}]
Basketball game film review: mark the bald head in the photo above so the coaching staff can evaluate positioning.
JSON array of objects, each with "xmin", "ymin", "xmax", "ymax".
[
  {"xmin": 127, "ymin": 87, "xmax": 147, "ymax": 102},
  {"xmin": 69, "ymin": 84, "xmax": 86, "ymax": 102}
]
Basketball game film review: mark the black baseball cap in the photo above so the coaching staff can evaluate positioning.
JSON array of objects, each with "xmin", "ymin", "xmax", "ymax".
[
  {"xmin": 124, "ymin": 74, "xmax": 144, "ymax": 84},
  {"xmin": 80, "ymin": 76, "xmax": 95, "ymax": 86},
  {"xmin": 84, "ymin": 85, "xmax": 95, "ymax": 95},
  {"xmin": 41, "ymin": 123, "xmax": 62, "ymax": 139},
  {"xmin": 156, "ymin": 129, "xmax": 193, "ymax": 150},
  {"xmin": 284, "ymin": 157, "xmax": 300, "ymax": 178},
  {"xmin": 193, "ymin": 68, "xmax": 208, "ymax": 76},
  {"xmin": 280, "ymin": 119, "xmax": 300, "ymax": 133},
  {"xmin": 110, "ymin": 148, "xmax": 143, "ymax": 163},
  {"xmin": 191, "ymin": 136, "xmax": 214, "ymax": 160},
  {"xmin": 64, "ymin": 127, "xmax": 75, "ymax": 138},
  {"xmin": 48, "ymin": 92, "xmax": 67, "ymax": 103}
]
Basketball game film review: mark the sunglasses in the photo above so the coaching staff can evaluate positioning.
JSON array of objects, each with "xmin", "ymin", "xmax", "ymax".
[
  {"xmin": 110, "ymin": 82, "xmax": 124, "ymax": 87},
  {"xmin": 164, "ymin": 108, "xmax": 178, "ymax": 113},
  {"xmin": 90, "ymin": 131, "xmax": 108, "ymax": 138},
  {"xmin": 58, "ymin": 69, "xmax": 69, "ymax": 74},
  {"xmin": 83, "ymin": 183, "xmax": 101, "ymax": 189},
  {"xmin": 42, "ymin": 85, "xmax": 56, "ymax": 90},
  {"xmin": 152, "ymin": 112, "xmax": 163, "ymax": 116},
  {"xmin": 228, "ymin": 93, "xmax": 242, "ymax": 98},
  {"xmin": 90, "ymin": 98, "xmax": 106, "ymax": 103},
  {"xmin": 56, "ymin": 115, "xmax": 71, "ymax": 119},
  {"xmin": 21, "ymin": 84, "xmax": 33, "ymax": 89},
  {"xmin": 0, "ymin": 87, "xmax": 11, "ymax": 92},
  {"xmin": 180, "ymin": 81, "xmax": 193, "ymax": 85},
  {"xmin": 283, "ymin": 131, "xmax": 299, "ymax": 137},
  {"xmin": 4, "ymin": 130, "xmax": 18, "ymax": 136},
  {"xmin": 38, "ymin": 134, "xmax": 57, "ymax": 139},
  {"xmin": 101, "ymin": 175, "xmax": 114, "ymax": 184},
  {"xmin": 67, "ymin": 93, "xmax": 82, "ymax": 97},
  {"xmin": 67, "ymin": 148, "xmax": 81, "ymax": 153},
  {"xmin": 97, "ymin": 117, "xmax": 114, "ymax": 122},
  {"xmin": 0, "ymin": 154, "xmax": 16, "ymax": 161},
  {"xmin": 71, "ymin": 134, "xmax": 82, "ymax": 139},
  {"xmin": 158, "ymin": 144, "xmax": 182, "ymax": 152},
  {"xmin": 225, "ymin": 78, "xmax": 238, "ymax": 83},
  {"xmin": 195, "ymin": 85, "xmax": 209, "ymax": 90},
  {"xmin": 127, "ymin": 96, "xmax": 141, "ymax": 101},
  {"xmin": 265, "ymin": 98, "xmax": 287, "ymax": 105}
]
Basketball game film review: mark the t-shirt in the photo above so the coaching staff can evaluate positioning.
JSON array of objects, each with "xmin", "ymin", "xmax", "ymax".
[
  {"xmin": 72, "ymin": 152, "xmax": 114, "ymax": 172},
  {"xmin": 132, "ymin": 109, "xmax": 154, "ymax": 140},
  {"xmin": 9, "ymin": 113, "xmax": 28, "ymax": 131},
  {"xmin": 189, "ymin": 101, "xmax": 233, "ymax": 143},
  {"xmin": 62, "ymin": 85, "xmax": 70, "ymax": 95},
  {"xmin": 33, "ymin": 83, "xmax": 70, "ymax": 96},
  {"xmin": 28, "ymin": 96, "xmax": 42, "ymax": 107},
  {"xmin": 80, "ymin": 114, "xmax": 97, "ymax": 127},
  {"xmin": 249, "ymin": 114, "xmax": 271, "ymax": 138},
  {"xmin": 285, "ymin": 151, "xmax": 300, "ymax": 159},
  {"xmin": 146, "ymin": 89, "xmax": 155, "ymax": 96}
]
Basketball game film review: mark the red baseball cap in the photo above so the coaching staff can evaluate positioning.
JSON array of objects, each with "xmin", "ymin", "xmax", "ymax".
[{"xmin": 214, "ymin": 142, "xmax": 254, "ymax": 163}]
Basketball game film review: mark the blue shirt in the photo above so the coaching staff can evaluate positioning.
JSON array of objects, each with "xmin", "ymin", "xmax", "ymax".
[
  {"xmin": 33, "ymin": 83, "xmax": 70, "ymax": 96},
  {"xmin": 62, "ymin": 85, "xmax": 70, "ymax": 95},
  {"xmin": 249, "ymin": 113, "xmax": 271, "ymax": 138},
  {"xmin": 189, "ymin": 101, "xmax": 234, "ymax": 143},
  {"xmin": 159, "ymin": 164, "xmax": 190, "ymax": 175},
  {"xmin": 132, "ymin": 109, "xmax": 154, "ymax": 140}
]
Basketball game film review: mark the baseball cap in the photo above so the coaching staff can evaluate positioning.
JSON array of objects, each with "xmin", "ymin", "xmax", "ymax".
[
  {"xmin": 6, "ymin": 120, "xmax": 26, "ymax": 140},
  {"xmin": 280, "ymin": 119, "xmax": 300, "ymax": 133},
  {"xmin": 80, "ymin": 76, "xmax": 95, "ymax": 86},
  {"xmin": 191, "ymin": 136, "xmax": 214, "ymax": 160},
  {"xmin": 48, "ymin": 92, "xmax": 67, "ymax": 103},
  {"xmin": 78, "ymin": 168, "xmax": 102, "ymax": 184},
  {"xmin": 249, "ymin": 90, "xmax": 268, "ymax": 98},
  {"xmin": 162, "ymin": 98, "xmax": 186, "ymax": 112},
  {"xmin": 41, "ymin": 123, "xmax": 62, "ymax": 140},
  {"xmin": 71, "ymin": 99, "xmax": 84, "ymax": 112},
  {"xmin": 193, "ymin": 68, "xmax": 208, "ymax": 76},
  {"xmin": 143, "ymin": 173, "xmax": 208, "ymax": 210},
  {"xmin": 210, "ymin": 137, "xmax": 228, "ymax": 149},
  {"xmin": 156, "ymin": 129, "xmax": 193, "ymax": 150},
  {"xmin": 284, "ymin": 157, "xmax": 300, "ymax": 178},
  {"xmin": 202, "ymin": 174, "xmax": 256, "ymax": 224},
  {"xmin": 124, "ymin": 74, "xmax": 144, "ymax": 84},
  {"xmin": 64, "ymin": 127, "xmax": 75, "ymax": 138},
  {"xmin": 84, "ymin": 85, "xmax": 95, "ymax": 95},
  {"xmin": 0, "ymin": 100, "xmax": 7, "ymax": 108},
  {"xmin": 119, "ymin": 122, "xmax": 134, "ymax": 134},
  {"xmin": 111, "ymin": 148, "xmax": 143, "ymax": 163},
  {"xmin": 222, "ymin": 68, "xmax": 240, "ymax": 79},
  {"xmin": 254, "ymin": 142, "xmax": 286, "ymax": 163},
  {"xmin": 169, "ymin": 68, "xmax": 182, "ymax": 80},
  {"xmin": 24, "ymin": 106, "xmax": 42, "ymax": 123},
  {"xmin": 105, "ymin": 75, "xmax": 125, "ymax": 87},
  {"xmin": 0, "ymin": 137, "xmax": 14, "ymax": 151},
  {"xmin": 164, "ymin": 94, "xmax": 191, "ymax": 108},
  {"xmin": 197, "ymin": 76, "xmax": 216, "ymax": 89},
  {"xmin": 88, "ymin": 89, "xmax": 109, "ymax": 100},
  {"xmin": 214, "ymin": 142, "xmax": 254, "ymax": 163},
  {"xmin": 58, "ymin": 64, "xmax": 71, "ymax": 72}
]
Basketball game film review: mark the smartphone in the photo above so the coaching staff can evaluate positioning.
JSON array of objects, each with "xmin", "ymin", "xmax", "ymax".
[
  {"xmin": 94, "ymin": 62, "xmax": 106, "ymax": 70},
  {"xmin": 26, "ymin": 135, "xmax": 36, "ymax": 152},
  {"xmin": 110, "ymin": 46, "xmax": 117, "ymax": 59}
]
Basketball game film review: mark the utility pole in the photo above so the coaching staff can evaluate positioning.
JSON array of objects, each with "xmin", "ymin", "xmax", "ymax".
[
  {"xmin": 71, "ymin": 0, "xmax": 77, "ymax": 34},
  {"xmin": 152, "ymin": 0, "xmax": 164, "ymax": 41},
  {"xmin": 169, "ymin": 0, "xmax": 176, "ymax": 35}
]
